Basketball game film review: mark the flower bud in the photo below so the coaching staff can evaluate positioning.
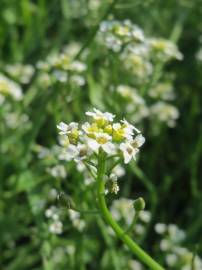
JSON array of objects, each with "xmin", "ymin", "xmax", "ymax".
[{"xmin": 133, "ymin": 197, "xmax": 145, "ymax": 212}]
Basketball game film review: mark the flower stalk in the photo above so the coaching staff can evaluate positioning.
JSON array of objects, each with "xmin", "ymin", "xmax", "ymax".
[{"xmin": 96, "ymin": 149, "xmax": 165, "ymax": 270}]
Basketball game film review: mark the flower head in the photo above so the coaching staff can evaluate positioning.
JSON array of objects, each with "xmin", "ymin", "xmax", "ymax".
[
  {"xmin": 57, "ymin": 108, "xmax": 145, "ymax": 165},
  {"xmin": 86, "ymin": 108, "xmax": 115, "ymax": 126}
]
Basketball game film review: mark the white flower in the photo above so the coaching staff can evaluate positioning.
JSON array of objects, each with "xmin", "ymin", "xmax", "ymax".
[
  {"xmin": 49, "ymin": 220, "xmax": 63, "ymax": 234},
  {"xmin": 120, "ymin": 142, "xmax": 139, "ymax": 164},
  {"xmin": 165, "ymin": 254, "xmax": 178, "ymax": 267},
  {"xmin": 160, "ymin": 239, "xmax": 171, "ymax": 251},
  {"xmin": 86, "ymin": 108, "xmax": 115, "ymax": 122},
  {"xmin": 71, "ymin": 75, "xmax": 85, "ymax": 86},
  {"xmin": 112, "ymin": 164, "xmax": 125, "ymax": 177},
  {"xmin": 0, "ymin": 74, "xmax": 23, "ymax": 100},
  {"xmin": 57, "ymin": 109, "xmax": 145, "ymax": 168},
  {"xmin": 53, "ymin": 70, "xmax": 68, "ymax": 82},
  {"xmin": 121, "ymin": 119, "xmax": 140, "ymax": 134},
  {"xmin": 128, "ymin": 259, "xmax": 144, "ymax": 270},
  {"xmin": 74, "ymin": 143, "xmax": 90, "ymax": 161},
  {"xmin": 69, "ymin": 209, "xmax": 85, "ymax": 231},
  {"xmin": 60, "ymin": 144, "xmax": 79, "ymax": 161},
  {"xmin": 57, "ymin": 122, "xmax": 78, "ymax": 135},
  {"xmin": 45, "ymin": 206, "xmax": 59, "ymax": 219},
  {"xmin": 135, "ymin": 224, "xmax": 145, "ymax": 235},
  {"xmin": 138, "ymin": 210, "xmax": 151, "ymax": 223},
  {"xmin": 154, "ymin": 223, "xmax": 167, "ymax": 234},
  {"xmin": 70, "ymin": 61, "xmax": 86, "ymax": 72},
  {"xmin": 87, "ymin": 133, "xmax": 115, "ymax": 154},
  {"xmin": 46, "ymin": 165, "xmax": 67, "ymax": 178},
  {"xmin": 82, "ymin": 122, "xmax": 97, "ymax": 135},
  {"xmin": 132, "ymin": 134, "xmax": 145, "ymax": 148}
]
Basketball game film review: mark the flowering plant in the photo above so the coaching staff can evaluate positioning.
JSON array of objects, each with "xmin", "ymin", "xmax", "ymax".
[{"xmin": 57, "ymin": 108, "xmax": 164, "ymax": 270}]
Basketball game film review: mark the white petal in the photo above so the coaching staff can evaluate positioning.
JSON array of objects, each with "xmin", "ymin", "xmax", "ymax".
[
  {"xmin": 123, "ymin": 151, "xmax": 132, "ymax": 164},
  {"xmin": 134, "ymin": 134, "xmax": 145, "ymax": 147},
  {"xmin": 102, "ymin": 142, "xmax": 115, "ymax": 154},
  {"xmin": 65, "ymin": 144, "xmax": 79, "ymax": 160},
  {"xmin": 87, "ymin": 138, "xmax": 100, "ymax": 153},
  {"xmin": 57, "ymin": 122, "xmax": 68, "ymax": 134},
  {"xmin": 85, "ymin": 111, "xmax": 95, "ymax": 117}
]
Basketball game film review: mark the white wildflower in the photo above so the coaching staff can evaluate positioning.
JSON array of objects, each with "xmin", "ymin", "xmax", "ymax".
[
  {"xmin": 120, "ymin": 142, "xmax": 139, "ymax": 164},
  {"xmin": 87, "ymin": 133, "xmax": 115, "ymax": 154},
  {"xmin": 49, "ymin": 220, "xmax": 63, "ymax": 234},
  {"xmin": 86, "ymin": 108, "xmax": 115, "ymax": 123},
  {"xmin": 155, "ymin": 223, "xmax": 167, "ymax": 234},
  {"xmin": 57, "ymin": 122, "xmax": 78, "ymax": 135}
]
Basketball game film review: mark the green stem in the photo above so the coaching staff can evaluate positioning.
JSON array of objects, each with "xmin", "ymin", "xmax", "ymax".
[
  {"xmin": 125, "ymin": 210, "xmax": 140, "ymax": 235},
  {"xmin": 96, "ymin": 150, "xmax": 165, "ymax": 270}
]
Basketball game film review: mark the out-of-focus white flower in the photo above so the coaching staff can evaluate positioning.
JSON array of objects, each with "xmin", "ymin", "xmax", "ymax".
[
  {"xmin": 150, "ymin": 101, "xmax": 179, "ymax": 127},
  {"xmin": 112, "ymin": 164, "xmax": 125, "ymax": 178},
  {"xmin": 128, "ymin": 259, "xmax": 144, "ymax": 270},
  {"xmin": 71, "ymin": 75, "xmax": 85, "ymax": 86},
  {"xmin": 48, "ymin": 188, "xmax": 58, "ymax": 200},
  {"xmin": 148, "ymin": 38, "xmax": 183, "ymax": 61},
  {"xmin": 110, "ymin": 198, "xmax": 134, "ymax": 225},
  {"xmin": 117, "ymin": 85, "xmax": 145, "ymax": 106},
  {"xmin": 70, "ymin": 61, "xmax": 86, "ymax": 72},
  {"xmin": 69, "ymin": 209, "xmax": 85, "ymax": 231},
  {"xmin": 165, "ymin": 253, "xmax": 178, "ymax": 267},
  {"xmin": 149, "ymin": 82, "xmax": 175, "ymax": 101},
  {"xmin": 49, "ymin": 220, "xmax": 63, "ymax": 234},
  {"xmin": 59, "ymin": 144, "xmax": 79, "ymax": 161},
  {"xmin": 66, "ymin": 245, "xmax": 76, "ymax": 255},
  {"xmin": 155, "ymin": 223, "xmax": 167, "ymax": 234},
  {"xmin": 196, "ymin": 47, "xmax": 202, "ymax": 61},
  {"xmin": 45, "ymin": 206, "xmax": 58, "ymax": 218},
  {"xmin": 0, "ymin": 74, "xmax": 23, "ymax": 101},
  {"xmin": 46, "ymin": 165, "xmax": 67, "ymax": 178},
  {"xmin": 99, "ymin": 20, "xmax": 145, "ymax": 52},
  {"xmin": 53, "ymin": 70, "xmax": 68, "ymax": 82},
  {"xmin": 135, "ymin": 224, "xmax": 145, "ymax": 235},
  {"xmin": 5, "ymin": 64, "xmax": 34, "ymax": 84},
  {"xmin": 168, "ymin": 224, "xmax": 186, "ymax": 242},
  {"xmin": 160, "ymin": 239, "xmax": 172, "ymax": 251},
  {"xmin": 4, "ymin": 113, "xmax": 29, "ymax": 129},
  {"xmin": 138, "ymin": 210, "xmax": 151, "ymax": 223}
]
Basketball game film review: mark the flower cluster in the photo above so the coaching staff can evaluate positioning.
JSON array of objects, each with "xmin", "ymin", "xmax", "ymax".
[
  {"xmin": 45, "ymin": 206, "xmax": 63, "ymax": 234},
  {"xmin": 155, "ymin": 223, "xmax": 202, "ymax": 269},
  {"xmin": 5, "ymin": 63, "xmax": 34, "ymax": 84},
  {"xmin": 148, "ymin": 82, "xmax": 175, "ymax": 101},
  {"xmin": 98, "ymin": 20, "xmax": 183, "ymax": 71},
  {"xmin": 57, "ymin": 108, "xmax": 145, "ymax": 164},
  {"xmin": 150, "ymin": 101, "xmax": 179, "ymax": 127},
  {"xmin": 36, "ymin": 43, "xmax": 86, "ymax": 87},
  {"xmin": 110, "ymin": 198, "xmax": 151, "ymax": 237},
  {"xmin": 99, "ymin": 20, "xmax": 183, "ymax": 61},
  {"xmin": 99, "ymin": 20, "xmax": 144, "ymax": 52},
  {"xmin": 115, "ymin": 85, "xmax": 149, "ymax": 123}
]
